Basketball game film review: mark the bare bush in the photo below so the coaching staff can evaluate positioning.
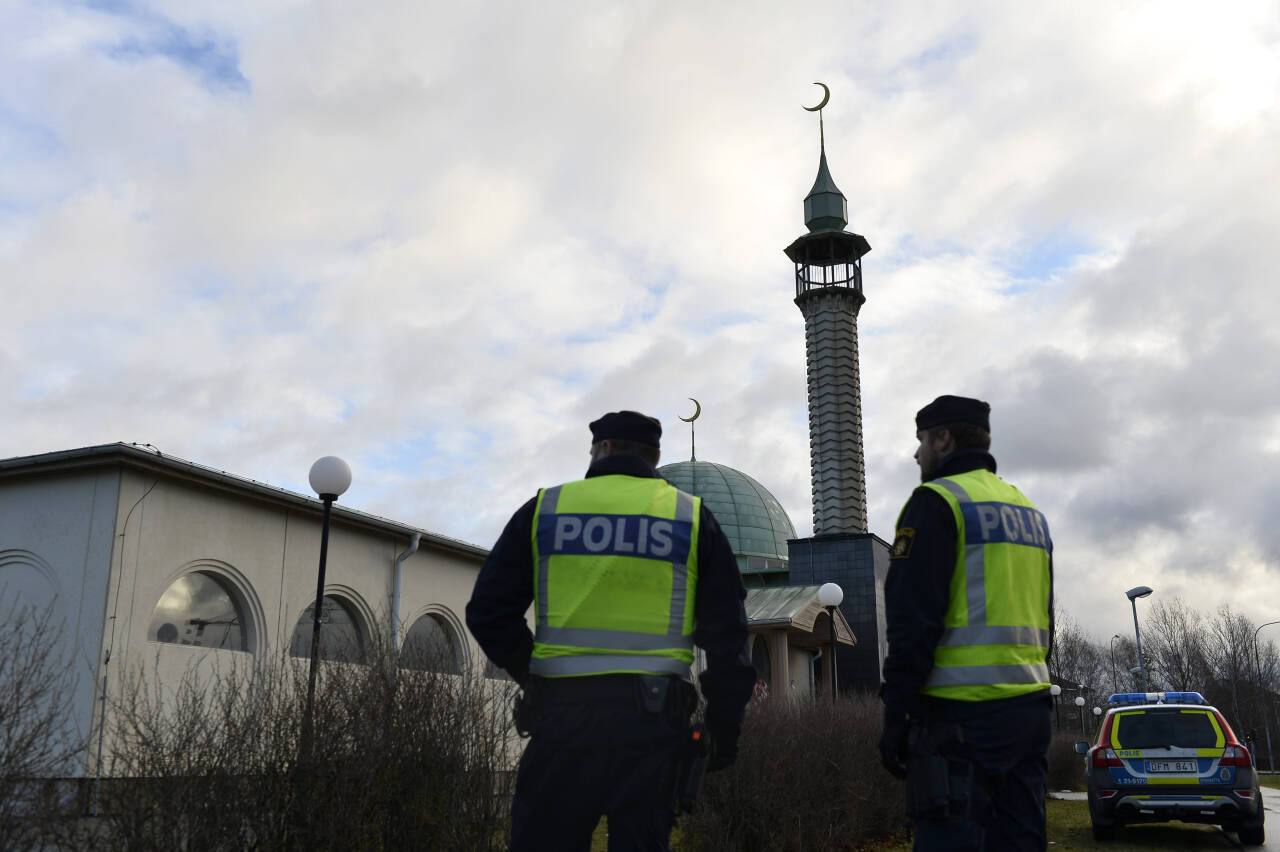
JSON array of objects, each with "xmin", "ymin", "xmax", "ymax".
[
  {"xmin": 0, "ymin": 596, "xmax": 79, "ymax": 851},
  {"xmin": 680, "ymin": 693, "xmax": 909, "ymax": 852},
  {"xmin": 1045, "ymin": 730, "xmax": 1086, "ymax": 793},
  {"xmin": 97, "ymin": 628, "xmax": 518, "ymax": 851}
]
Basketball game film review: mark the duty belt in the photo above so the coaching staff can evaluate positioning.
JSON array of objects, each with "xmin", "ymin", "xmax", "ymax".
[{"xmin": 532, "ymin": 673, "xmax": 694, "ymax": 712}]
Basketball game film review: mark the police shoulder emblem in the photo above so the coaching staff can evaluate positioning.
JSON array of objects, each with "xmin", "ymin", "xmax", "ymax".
[{"xmin": 890, "ymin": 528, "xmax": 915, "ymax": 559}]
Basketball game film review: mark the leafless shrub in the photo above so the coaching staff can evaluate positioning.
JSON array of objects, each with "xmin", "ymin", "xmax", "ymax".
[
  {"xmin": 97, "ymin": 622, "xmax": 518, "ymax": 851},
  {"xmin": 0, "ymin": 596, "xmax": 79, "ymax": 851},
  {"xmin": 680, "ymin": 693, "xmax": 909, "ymax": 852},
  {"xmin": 1045, "ymin": 730, "xmax": 1086, "ymax": 792}
]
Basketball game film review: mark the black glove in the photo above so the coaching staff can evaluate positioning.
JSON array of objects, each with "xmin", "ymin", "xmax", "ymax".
[
  {"xmin": 706, "ymin": 726, "xmax": 739, "ymax": 772},
  {"xmin": 879, "ymin": 710, "xmax": 909, "ymax": 779}
]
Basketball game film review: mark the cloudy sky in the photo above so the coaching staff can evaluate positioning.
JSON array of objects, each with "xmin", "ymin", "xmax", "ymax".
[{"xmin": 4, "ymin": 0, "xmax": 1278, "ymax": 642}]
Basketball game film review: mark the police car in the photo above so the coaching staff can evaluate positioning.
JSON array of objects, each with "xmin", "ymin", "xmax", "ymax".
[{"xmin": 1076, "ymin": 691, "xmax": 1265, "ymax": 844}]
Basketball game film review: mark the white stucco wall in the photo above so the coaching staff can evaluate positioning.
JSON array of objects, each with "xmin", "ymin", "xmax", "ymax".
[
  {"xmin": 0, "ymin": 450, "xmax": 488, "ymax": 777},
  {"xmin": 0, "ymin": 468, "xmax": 120, "ymax": 767}
]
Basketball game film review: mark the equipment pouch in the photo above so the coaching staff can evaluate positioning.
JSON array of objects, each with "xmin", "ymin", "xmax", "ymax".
[
  {"xmin": 906, "ymin": 748, "xmax": 950, "ymax": 818},
  {"xmin": 906, "ymin": 721, "xmax": 963, "ymax": 819},
  {"xmin": 637, "ymin": 675, "xmax": 672, "ymax": 715}
]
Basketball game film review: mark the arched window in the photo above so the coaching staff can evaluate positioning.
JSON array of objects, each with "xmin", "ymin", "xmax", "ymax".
[
  {"xmin": 401, "ymin": 613, "xmax": 461, "ymax": 674},
  {"xmin": 149, "ymin": 572, "xmax": 248, "ymax": 652},
  {"xmin": 290, "ymin": 596, "xmax": 365, "ymax": 664}
]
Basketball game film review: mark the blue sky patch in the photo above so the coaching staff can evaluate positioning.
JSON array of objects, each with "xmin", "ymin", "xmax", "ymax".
[
  {"xmin": 904, "ymin": 32, "xmax": 978, "ymax": 73},
  {"xmin": 96, "ymin": 2, "xmax": 250, "ymax": 93},
  {"xmin": 870, "ymin": 32, "xmax": 979, "ymax": 97},
  {"xmin": 0, "ymin": 107, "xmax": 64, "ymax": 162},
  {"xmin": 999, "ymin": 230, "xmax": 1096, "ymax": 282}
]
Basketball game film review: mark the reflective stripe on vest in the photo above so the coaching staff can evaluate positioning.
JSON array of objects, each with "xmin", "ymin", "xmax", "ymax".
[
  {"xmin": 916, "ymin": 473, "xmax": 1052, "ymax": 697},
  {"xmin": 530, "ymin": 479, "xmax": 697, "ymax": 678}
]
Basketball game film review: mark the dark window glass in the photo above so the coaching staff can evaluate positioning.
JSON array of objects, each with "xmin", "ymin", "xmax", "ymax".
[
  {"xmin": 290, "ymin": 596, "xmax": 364, "ymax": 663},
  {"xmin": 148, "ymin": 572, "xmax": 247, "ymax": 651},
  {"xmin": 1114, "ymin": 709, "xmax": 1219, "ymax": 749},
  {"xmin": 401, "ymin": 614, "xmax": 460, "ymax": 674}
]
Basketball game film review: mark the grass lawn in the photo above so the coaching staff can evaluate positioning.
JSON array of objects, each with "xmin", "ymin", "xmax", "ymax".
[
  {"xmin": 768, "ymin": 800, "xmax": 1247, "ymax": 851},
  {"xmin": 587, "ymin": 789, "xmax": 1269, "ymax": 851}
]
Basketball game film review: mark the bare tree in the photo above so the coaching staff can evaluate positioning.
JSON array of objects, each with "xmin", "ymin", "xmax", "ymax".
[
  {"xmin": 1205, "ymin": 604, "xmax": 1255, "ymax": 727},
  {"xmin": 1141, "ymin": 597, "xmax": 1211, "ymax": 692},
  {"xmin": 0, "ymin": 597, "xmax": 79, "ymax": 851},
  {"xmin": 1047, "ymin": 605, "xmax": 1108, "ymax": 729}
]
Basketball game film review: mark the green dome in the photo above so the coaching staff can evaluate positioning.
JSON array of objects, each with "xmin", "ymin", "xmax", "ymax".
[{"xmin": 658, "ymin": 461, "xmax": 796, "ymax": 573}]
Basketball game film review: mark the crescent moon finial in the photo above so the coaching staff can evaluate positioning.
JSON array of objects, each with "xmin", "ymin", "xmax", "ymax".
[
  {"xmin": 678, "ymin": 398, "xmax": 701, "ymax": 423},
  {"xmin": 678, "ymin": 398, "xmax": 700, "ymax": 462},
  {"xmin": 803, "ymin": 82, "xmax": 830, "ymax": 151},
  {"xmin": 803, "ymin": 82, "xmax": 830, "ymax": 112}
]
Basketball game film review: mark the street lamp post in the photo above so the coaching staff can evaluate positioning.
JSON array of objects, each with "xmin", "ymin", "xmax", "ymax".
[
  {"xmin": 1092, "ymin": 706, "xmax": 1102, "ymax": 736},
  {"xmin": 1252, "ymin": 620, "xmax": 1280, "ymax": 772},
  {"xmin": 303, "ymin": 456, "xmax": 352, "ymax": 754},
  {"xmin": 1126, "ymin": 586, "xmax": 1154, "ymax": 692},
  {"xmin": 818, "ymin": 583, "xmax": 843, "ymax": 704},
  {"xmin": 1050, "ymin": 683, "xmax": 1062, "ymax": 730},
  {"xmin": 1074, "ymin": 695, "xmax": 1086, "ymax": 737},
  {"xmin": 1109, "ymin": 634, "xmax": 1122, "ymax": 694}
]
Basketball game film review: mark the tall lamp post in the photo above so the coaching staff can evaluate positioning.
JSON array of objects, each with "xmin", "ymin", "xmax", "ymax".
[
  {"xmin": 1074, "ymin": 695, "xmax": 1086, "ymax": 737},
  {"xmin": 1126, "ymin": 586, "xmax": 1153, "ymax": 692},
  {"xmin": 303, "ymin": 456, "xmax": 352, "ymax": 749},
  {"xmin": 1092, "ymin": 706, "xmax": 1102, "ymax": 737},
  {"xmin": 1252, "ymin": 620, "xmax": 1280, "ymax": 772},
  {"xmin": 1109, "ymin": 634, "xmax": 1122, "ymax": 694},
  {"xmin": 818, "ymin": 582, "xmax": 843, "ymax": 704},
  {"xmin": 1050, "ymin": 683, "xmax": 1062, "ymax": 730}
]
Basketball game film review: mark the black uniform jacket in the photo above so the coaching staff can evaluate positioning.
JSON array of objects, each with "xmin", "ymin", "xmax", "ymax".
[
  {"xmin": 880, "ymin": 448, "xmax": 1054, "ymax": 721},
  {"xmin": 465, "ymin": 453, "xmax": 756, "ymax": 736}
]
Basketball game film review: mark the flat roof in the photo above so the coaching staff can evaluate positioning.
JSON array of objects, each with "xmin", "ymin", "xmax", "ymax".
[{"xmin": 0, "ymin": 443, "xmax": 488, "ymax": 560}]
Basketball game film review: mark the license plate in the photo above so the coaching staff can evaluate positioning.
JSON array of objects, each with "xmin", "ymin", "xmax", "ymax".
[{"xmin": 1147, "ymin": 760, "xmax": 1196, "ymax": 773}]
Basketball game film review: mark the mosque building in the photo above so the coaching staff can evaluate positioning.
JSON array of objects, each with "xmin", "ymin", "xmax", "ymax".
[{"xmin": 0, "ymin": 442, "xmax": 487, "ymax": 777}]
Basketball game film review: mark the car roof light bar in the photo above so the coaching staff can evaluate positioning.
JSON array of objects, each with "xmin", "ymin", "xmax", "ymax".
[{"xmin": 1106, "ymin": 691, "xmax": 1207, "ymax": 706}]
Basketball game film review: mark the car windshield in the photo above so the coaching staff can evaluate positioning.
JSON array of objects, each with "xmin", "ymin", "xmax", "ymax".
[{"xmin": 1113, "ymin": 709, "xmax": 1219, "ymax": 749}]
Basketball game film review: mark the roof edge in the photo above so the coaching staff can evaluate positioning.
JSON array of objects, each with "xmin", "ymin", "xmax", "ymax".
[{"xmin": 0, "ymin": 443, "xmax": 488, "ymax": 560}]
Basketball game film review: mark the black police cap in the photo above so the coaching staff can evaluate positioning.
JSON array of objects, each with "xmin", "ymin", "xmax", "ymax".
[
  {"xmin": 916, "ymin": 395, "xmax": 991, "ymax": 432},
  {"xmin": 589, "ymin": 411, "xmax": 662, "ymax": 448}
]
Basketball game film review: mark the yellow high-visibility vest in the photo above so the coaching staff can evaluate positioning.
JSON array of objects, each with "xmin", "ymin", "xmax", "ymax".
[
  {"xmin": 529, "ymin": 475, "xmax": 700, "ymax": 678},
  {"xmin": 898, "ymin": 469, "xmax": 1052, "ymax": 701}
]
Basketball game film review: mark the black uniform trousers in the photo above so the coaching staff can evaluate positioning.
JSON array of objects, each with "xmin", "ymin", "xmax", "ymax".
[
  {"xmin": 910, "ymin": 693, "xmax": 1052, "ymax": 852},
  {"xmin": 508, "ymin": 675, "xmax": 692, "ymax": 852}
]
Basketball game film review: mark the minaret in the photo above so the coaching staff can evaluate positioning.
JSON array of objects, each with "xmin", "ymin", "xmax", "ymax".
[{"xmin": 784, "ymin": 100, "xmax": 872, "ymax": 536}]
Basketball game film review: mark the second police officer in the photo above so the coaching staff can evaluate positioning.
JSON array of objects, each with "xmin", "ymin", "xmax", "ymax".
[{"xmin": 878, "ymin": 395, "xmax": 1055, "ymax": 851}]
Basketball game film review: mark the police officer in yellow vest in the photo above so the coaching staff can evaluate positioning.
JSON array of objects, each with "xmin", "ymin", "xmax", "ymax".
[
  {"xmin": 878, "ymin": 396, "xmax": 1054, "ymax": 851},
  {"xmin": 467, "ymin": 411, "xmax": 755, "ymax": 852}
]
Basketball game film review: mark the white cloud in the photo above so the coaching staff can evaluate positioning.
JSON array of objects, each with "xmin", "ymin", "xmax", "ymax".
[{"xmin": 4, "ymin": 0, "xmax": 1280, "ymax": 642}]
